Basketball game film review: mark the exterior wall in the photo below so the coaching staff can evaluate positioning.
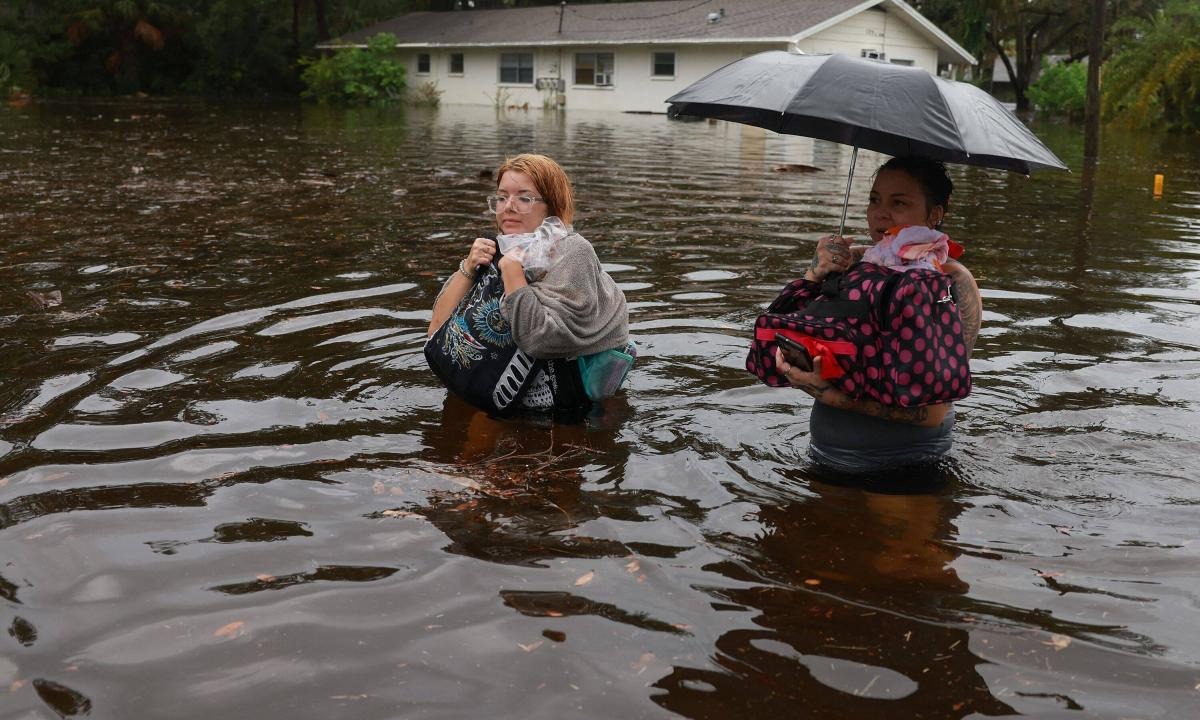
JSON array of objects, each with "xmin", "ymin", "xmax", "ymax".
[
  {"xmin": 400, "ymin": 10, "xmax": 941, "ymax": 110},
  {"xmin": 406, "ymin": 48, "xmax": 526, "ymax": 107},
  {"xmin": 797, "ymin": 8, "xmax": 938, "ymax": 74},
  {"xmin": 559, "ymin": 43, "xmax": 784, "ymax": 113},
  {"xmin": 406, "ymin": 43, "xmax": 784, "ymax": 112}
]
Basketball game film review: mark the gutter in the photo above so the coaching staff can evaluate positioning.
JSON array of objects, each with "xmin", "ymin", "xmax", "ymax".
[{"xmin": 317, "ymin": 36, "xmax": 797, "ymax": 50}]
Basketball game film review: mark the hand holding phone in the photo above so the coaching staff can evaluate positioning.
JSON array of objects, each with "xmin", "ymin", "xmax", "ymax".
[{"xmin": 775, "ymin": 334, "xmax": 814, "ymax": 372}]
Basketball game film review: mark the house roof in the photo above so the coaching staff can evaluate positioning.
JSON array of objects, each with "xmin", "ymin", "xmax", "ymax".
[{"xmin": 321, "ymin": 0, "xmax": 976, "ymax": 66}]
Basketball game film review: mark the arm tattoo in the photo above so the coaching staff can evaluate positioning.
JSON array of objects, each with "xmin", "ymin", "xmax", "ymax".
[
  {"xmin": 945, "ymin": 262, "xmax": 982, "ymax": 355},
  {"xmin": 797, "ymin": 381, "xmax": 832, "ymax": 399},
  {"xmin": 957, "ymin": 288, "xmax": 981, "ymax": 355},
  {"xmin": 799, "ymin": 375, "xmax": 935, "ymax": 425}
]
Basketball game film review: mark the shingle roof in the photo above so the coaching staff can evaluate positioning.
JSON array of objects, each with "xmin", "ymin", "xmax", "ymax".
[{"xmin": 328, "ymin": 0, "xmax": 864, "ymax": 47}]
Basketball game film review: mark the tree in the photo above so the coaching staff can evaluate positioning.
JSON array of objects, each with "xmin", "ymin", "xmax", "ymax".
[
  {"xmin": 911, "ymin": 0, "xmax": 988, "ymax": 61},
  {"xmin": 1103, "ymin": 0, "xmax": 1200, "ymax": 131},
  {"xmin": 916, "ymin": 0, "xmax": 1167, "ymax": 113},
  {"xmin": 984, "ymin": 0, "xmax": 1092, "ymax": 112},
  {"xmin": 59, "ymin": 0, "xmax": 193, "ymax": 93},
  {"xmin": 1084, "ymin": 0, "xmax": 1105, "ymax": 158},
  {"xmin": 195, "ymin": 0, "xmax": 295, "ymax": 93}
]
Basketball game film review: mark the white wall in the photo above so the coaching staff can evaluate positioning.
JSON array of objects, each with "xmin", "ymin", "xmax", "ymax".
[
  {"xmin": 797, "ymin": 7, "xmax": 938, "ymax": 74},
  {"xmin": 406, "ymin": 43, "xmax": 784, "ymax": 112},
  {"xmin": 560, "ymin": 43, "xmax": 785, "ymax": 113},
  {"xmin": 400, "ymin": 9, "xmax": 940, "ymax": 110}
]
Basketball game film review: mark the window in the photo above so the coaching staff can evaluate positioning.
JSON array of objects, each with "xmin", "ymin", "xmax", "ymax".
[
  {"xmin": 861, "ymin": 49, "xmax": 886, "ymax": 62},
  {"xmin": 417, "ymin": 53, "xmax": 431, "ymax": 74},
  {"xmin": 652, "ymin": 51, "xmax": 675, "ymax": 78},
  {"xmin": 890, "ymin": 58, "xmax": 914, "ymax": 67},
  {"xmin": 499, "ymin": 52, "xmax": 534, "ymax": 84},
  {"xmin": 575, "ymin": 52, "xmax": 614, "ymax": 86},
  {"xmin": 449, "ymin": 53, "xmax": 464, "ymax": 75}
]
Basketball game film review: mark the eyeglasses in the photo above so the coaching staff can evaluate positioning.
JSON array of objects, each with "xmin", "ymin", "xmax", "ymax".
[{"xmin": 486, "ymin": 193, "xmax": 545, "ymax": 214}]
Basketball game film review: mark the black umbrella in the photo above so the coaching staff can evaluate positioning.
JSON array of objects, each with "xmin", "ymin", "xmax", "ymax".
[{"xmin": 666, "ymin": 51, "xmax": 1068, "ymax": 234}]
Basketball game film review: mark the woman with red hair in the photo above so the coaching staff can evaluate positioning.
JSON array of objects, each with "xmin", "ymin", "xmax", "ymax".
[{"xmin": 428, "ymin": 153, "xmax": 629, "ymax": 414}]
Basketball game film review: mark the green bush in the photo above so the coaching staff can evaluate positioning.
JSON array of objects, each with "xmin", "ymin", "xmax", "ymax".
[
  {"xmin": 1028, "ymin": 60, "xmax": 1087, "ymax": 120},
  {"xmin": 300, "ymin": 33, "xmax": 406, "ymax": 105}
]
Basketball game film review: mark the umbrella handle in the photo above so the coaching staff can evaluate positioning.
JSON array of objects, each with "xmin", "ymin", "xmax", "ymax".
[{"xmin": 837, "ymin": 146, "xmax": 859, "ymax": 238}]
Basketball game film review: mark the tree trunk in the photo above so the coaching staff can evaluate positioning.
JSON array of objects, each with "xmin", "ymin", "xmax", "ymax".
[
  {"xmin": 1083, "ymin": 0, "xmax": 1105, "ymax": 160},
  {"xmin": 292, "ymin": 0, "xmax": 302, "ymax": 56},
  {"xmin": 314, "ymin": 0, "xmax": 330, "ymax": 43},
  {"xmin": 1014, "ymin": 30, "xmax": 1030, "ymax": 112},
  {"xmin": 987, "ymin": 31, "xmax": 1022, "ymax": 108}
]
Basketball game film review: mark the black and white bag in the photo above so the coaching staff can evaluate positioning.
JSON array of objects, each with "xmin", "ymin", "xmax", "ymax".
[{"xmin": 424, "ymin": 260, "xmax": 589, "ymax": 416}]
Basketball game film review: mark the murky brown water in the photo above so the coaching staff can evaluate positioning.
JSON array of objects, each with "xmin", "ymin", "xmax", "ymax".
[{"xmin": 2, "ymin": 99, "xmax": 1199, "ymax": 719}]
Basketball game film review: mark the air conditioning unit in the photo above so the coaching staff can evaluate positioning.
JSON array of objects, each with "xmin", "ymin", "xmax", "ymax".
[{"xmin": 594, "ymin": 72, "xmax": 612, "ymax": 86}]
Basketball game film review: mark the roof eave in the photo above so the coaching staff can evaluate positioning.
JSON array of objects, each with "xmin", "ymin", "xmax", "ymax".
[
  {"xmin": 317, "ymin": 37, "xmax": 796, "ymax": 50},
  {"xmin": 789, "ymin": 0, "xmax": 976, "ymax": 66},
  {"xmin": 887, "ymin": 0, "xmax": 976, "ymax": 65}
]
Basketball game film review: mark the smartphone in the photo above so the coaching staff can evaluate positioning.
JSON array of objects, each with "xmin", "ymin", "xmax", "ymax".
[{"xmin": 775, "ymin": 334, "xmax": 814, "ymax": 372}]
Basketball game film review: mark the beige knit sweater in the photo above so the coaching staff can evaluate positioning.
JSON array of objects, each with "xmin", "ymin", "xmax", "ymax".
[{"xmin": 500, "ymin": 232, "xmax": 628, "ymax": 359}]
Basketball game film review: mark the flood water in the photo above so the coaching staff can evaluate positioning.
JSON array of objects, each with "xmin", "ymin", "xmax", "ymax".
[{"xmin": 2, "ymin": 99, "xmax": 1199, "ymax": 719}]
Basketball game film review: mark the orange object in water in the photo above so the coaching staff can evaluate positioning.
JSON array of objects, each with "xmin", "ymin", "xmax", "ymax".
[{"xmin": 1154, "ymin": 174, "xmax": 1164, "ymax": 197}]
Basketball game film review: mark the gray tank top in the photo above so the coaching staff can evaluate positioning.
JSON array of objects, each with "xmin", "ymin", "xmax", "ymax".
[{"xmin": 808, "ymin": 401, "xmax": 954, "ymax": 474}]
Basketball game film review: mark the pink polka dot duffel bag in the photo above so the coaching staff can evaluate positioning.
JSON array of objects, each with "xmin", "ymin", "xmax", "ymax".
[{"xmin": 745, "ymin": 262, "xmax": 972, "ymax": 407}]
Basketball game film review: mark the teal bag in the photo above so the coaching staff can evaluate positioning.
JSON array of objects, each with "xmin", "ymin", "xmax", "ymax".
[{"xmin": 576, "ymin": 343, "xmax": 636, "ymax": 401}]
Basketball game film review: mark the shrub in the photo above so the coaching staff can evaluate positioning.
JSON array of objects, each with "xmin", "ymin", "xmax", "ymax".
[
  {"xmin": 1028, "ymin": 60, "xmax": 1087, "ymax": 121},
  {"xmin": 300, "ymin": 33, "xmax": 406, "ymax": 105},
  {"xmin": 410, "ymin": 80, "xmax": 442, "ymax": 107},
  {"xmin": 483, "ymin": 87, "xmax": 512, "ymax": 108}
]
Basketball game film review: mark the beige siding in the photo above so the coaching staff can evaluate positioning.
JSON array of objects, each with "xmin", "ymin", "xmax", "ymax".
[
  {"xmin": 799, "ymin": 8, "xmax": 938, "ymax": 74},
  {"xmin": 401, "ymin": 9, "xmax": 942, "ymax": 109},
  {"xmin": 408, "ymin": 44, "xmax": 788, "ymax": 112}
]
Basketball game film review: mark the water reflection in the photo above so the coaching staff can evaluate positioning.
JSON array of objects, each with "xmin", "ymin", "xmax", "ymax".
[
  {"xmin": 412, "ymin": 395, "xmax": 653, "ymax": 567},
  {"xmin": 657, "ymin": 481, "xmax": 1015, "ymax": 717}
]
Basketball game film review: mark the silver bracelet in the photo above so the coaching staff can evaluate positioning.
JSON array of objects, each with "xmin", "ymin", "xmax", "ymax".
[{"xmin": 458, "ymin": 258, "xmax": 473, "ymax": 280}]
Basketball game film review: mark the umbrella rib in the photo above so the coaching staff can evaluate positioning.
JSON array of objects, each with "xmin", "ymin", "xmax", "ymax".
[{"xmin": 929, "ymin": 76, "xmax": 970, "ymax": 159}]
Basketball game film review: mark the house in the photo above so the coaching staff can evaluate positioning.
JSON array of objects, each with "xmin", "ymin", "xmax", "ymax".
[{"xmin": 319, "ymin": 0, "xmax": 976, "ymax": 112}]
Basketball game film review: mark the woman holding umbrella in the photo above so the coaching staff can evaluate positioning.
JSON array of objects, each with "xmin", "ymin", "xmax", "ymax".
[
  {"xmin": 773, "ymin": 156, "xmax": 982, "ymax": 473},
  {"xmin": 667, "ymin": 50, "xmax": 1065, "ymax": 472}
]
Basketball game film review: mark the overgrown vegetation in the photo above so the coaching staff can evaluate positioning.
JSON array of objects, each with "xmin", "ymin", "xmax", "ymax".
[
  {"xmin": 409, "ymin": 79, "xmax": 443, "ymax": 107},
  {"xmin": 299, "ymin": 33, "xmax": 406, "ymax": 104},
  {"xmin": 1103, "ymin": 0, "xmax": 1200, "ymax": 132},
  {"xmin": 913, "ymin": 0, "xmax": 1169, "ymax": 113},
  {"xmin": 0, "ymin": 0, "xmax": 416, "ymax": 97},
  {"xmin": 1028, "ymin": 60, "xmax": 1087, "ymax": 120},
  {"xmin": 484, "ymin": 87, "xmax": 512, "ymax": 109}
]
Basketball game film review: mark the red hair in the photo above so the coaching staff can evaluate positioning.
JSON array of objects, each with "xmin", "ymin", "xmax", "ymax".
[{"xmin": 495, "ymin": 154, "xmax": 575, "ymax": 225}]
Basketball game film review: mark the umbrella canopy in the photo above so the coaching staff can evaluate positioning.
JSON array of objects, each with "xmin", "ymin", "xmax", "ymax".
[{"xmin": 666, "ymin": 50, "xmax": 1068, "ymax": 175}]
